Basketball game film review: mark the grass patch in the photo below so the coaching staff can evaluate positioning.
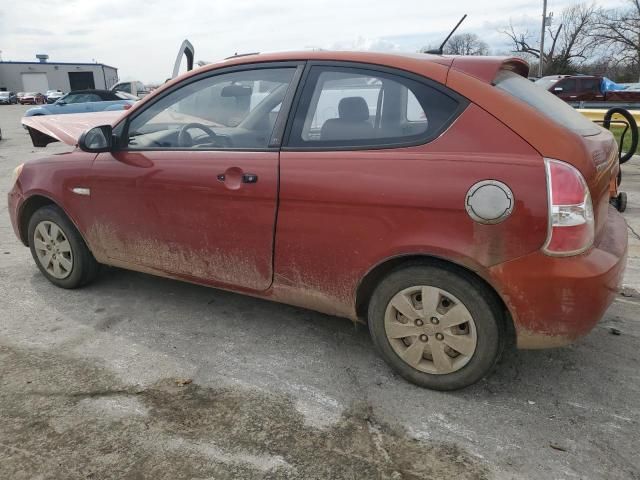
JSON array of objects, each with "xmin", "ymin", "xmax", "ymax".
[{"xmin": 610, "ymin": 124, "xmax": 636, "ymax": 154}]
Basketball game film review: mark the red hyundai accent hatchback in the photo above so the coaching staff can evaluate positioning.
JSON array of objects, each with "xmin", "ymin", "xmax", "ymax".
[{"xmin": 10, "ymin": 51, "xmax": 627, "ymax": 390}]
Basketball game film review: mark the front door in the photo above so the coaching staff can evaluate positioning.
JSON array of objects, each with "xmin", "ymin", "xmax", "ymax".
[{"xmin": 88, "ymin": 64, "xmax": 300, "ymax": 291}]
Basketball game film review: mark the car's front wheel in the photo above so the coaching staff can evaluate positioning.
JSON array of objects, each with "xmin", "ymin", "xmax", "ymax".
[
  {"xmin": 368, "ymin": 264, "xmax": 504, "ymax": 390},
  {"xmin": 27, "ymin": 205, "xmax": 99, "ymax": 289}
]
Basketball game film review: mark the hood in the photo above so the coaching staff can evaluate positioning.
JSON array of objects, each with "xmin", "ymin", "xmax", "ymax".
[{"xmin": 22, "ymin": 111, "xmax": 126, "ymax": 147}]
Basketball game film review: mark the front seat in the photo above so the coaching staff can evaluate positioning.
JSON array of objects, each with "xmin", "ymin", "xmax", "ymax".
[{"xmin": 320, "ymin": 96, "xmax": 374, "ymax": 141}]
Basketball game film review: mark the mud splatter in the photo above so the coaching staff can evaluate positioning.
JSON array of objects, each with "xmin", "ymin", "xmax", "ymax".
[{"xmin": 86, "ymin": 222, "xmax": 267, "ymax": 291}]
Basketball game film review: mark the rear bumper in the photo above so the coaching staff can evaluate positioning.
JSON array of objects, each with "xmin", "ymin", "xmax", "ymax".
[{"xmin": 489, "ymin": 205, "xmax": 628, "ymax": 348}]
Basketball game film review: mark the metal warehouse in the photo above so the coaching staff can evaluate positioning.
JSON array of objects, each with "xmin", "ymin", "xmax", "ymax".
[{"xmin": 0, "ymin": 55, "xmax": 118, "ymax": 93}]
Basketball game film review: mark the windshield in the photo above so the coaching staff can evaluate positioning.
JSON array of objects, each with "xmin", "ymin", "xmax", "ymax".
[
  {"xmin": 115, "ymin": 91, "xmax": 139, "ymax": 100},
  {"xmin": 25, "ymin": 92, "xmax": 38, "ymax": 96},
  {"xmin": 0, "ymin": 92, "xmax": 9, "ymax": 97},
  {"xmin": 495, "ymin": 70, "xmax": 600, "ymax": 136}
]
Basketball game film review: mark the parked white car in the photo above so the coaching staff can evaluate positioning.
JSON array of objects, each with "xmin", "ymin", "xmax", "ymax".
[{"xmin": 110, "ymin": 81, "xmax": 150, "ymax": 98}]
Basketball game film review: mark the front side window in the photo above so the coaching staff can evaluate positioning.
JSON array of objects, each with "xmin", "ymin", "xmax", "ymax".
[
  {"xmin": 126, "ymin": 67, "xmax": 295, "ymax": 150},
  {"xmin": 289, "ymin": 66, "xmax": 462, "ymax": 148}
]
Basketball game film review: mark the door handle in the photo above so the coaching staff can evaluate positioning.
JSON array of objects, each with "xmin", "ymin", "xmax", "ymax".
[
  {"xmin": 242, "ymin": 173, "xmax": 258, "ymax": 184},
  {"xmin": 216, "ymin": 171, "xmax": 258, "ymax": 185}
]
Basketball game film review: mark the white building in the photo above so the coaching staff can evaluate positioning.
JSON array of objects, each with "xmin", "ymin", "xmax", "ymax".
[{"xmin": 0, "ymin": 55, "xmax": 118, "ymax": 93}]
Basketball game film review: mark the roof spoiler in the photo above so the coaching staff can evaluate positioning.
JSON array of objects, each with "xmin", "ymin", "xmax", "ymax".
[
  {"xmin": 449, "ymin": 56, "xmax": 530, "ymax": 83},
  {"xmin": 500, "ymin": 58, "xmax": 529, "ymax": 79}
]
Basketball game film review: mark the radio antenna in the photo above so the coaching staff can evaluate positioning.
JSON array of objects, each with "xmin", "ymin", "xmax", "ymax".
[{"xmin": 424, "ymin": 14, "xmax": 468, "ymax": 55}]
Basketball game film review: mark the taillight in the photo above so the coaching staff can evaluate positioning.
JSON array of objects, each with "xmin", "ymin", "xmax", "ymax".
[{"xmin": 543, "ymin": 158, "xmax": 594, "ymax": 256}]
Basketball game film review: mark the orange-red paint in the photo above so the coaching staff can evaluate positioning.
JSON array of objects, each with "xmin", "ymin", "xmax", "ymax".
[{"xmin": 8, "ymin": 51, "xmax": 627, "ymax": 349}]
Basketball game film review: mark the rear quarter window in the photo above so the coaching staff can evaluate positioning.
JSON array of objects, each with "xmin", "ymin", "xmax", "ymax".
[{"xmin": 494, "ymin": 70, "xmax": 600, "ymax": 137}]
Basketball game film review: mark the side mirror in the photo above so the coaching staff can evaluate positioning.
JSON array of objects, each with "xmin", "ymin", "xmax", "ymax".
[
  {"xmin": 56, "ymin": 101, "xmax": 66, "ymax": 105},
  {"xmin": 78, "ymin": 125, "xmax": 114, "ymax": 153}
]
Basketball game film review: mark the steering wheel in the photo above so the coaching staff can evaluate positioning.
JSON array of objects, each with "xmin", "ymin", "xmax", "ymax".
[{"xmin": 177, "ymin": 123, "xmax": 218, "ymax": 147}]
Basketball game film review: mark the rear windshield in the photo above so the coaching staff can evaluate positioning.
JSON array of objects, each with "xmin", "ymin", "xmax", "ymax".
[
  {"xmin": 534, "ymin": 76, "xmax": 562, "ymax": 88},
  {"xmin": 495, "ymin": 70, "xmax": 600, "ymax": 136}
]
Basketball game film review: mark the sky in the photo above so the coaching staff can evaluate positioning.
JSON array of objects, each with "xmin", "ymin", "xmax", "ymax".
[{"xmin": 0, "ymin": 0, "xmax": 627, "ymax": 83}]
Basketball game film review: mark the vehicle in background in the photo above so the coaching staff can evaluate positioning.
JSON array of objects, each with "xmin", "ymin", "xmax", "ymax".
[
  {"xmin": 536, "ymin": 75, "xmax": 640, "ymax": 103},
  {"xmin": 23, "ymin": 90, "xmax": 137, "ymax": 118},
  {"xmin": 17, "ymin": 92, "xmax": 25, "ymax": 100},
  {"xmin": 110, "ymin": 80, "xmax": 150, "ymax": 98},
  {"xmin": 13, "ymin": 51, "xmax": 627, "ymax": 390},
  {"xmin": 0, "ymin": 91, "xmax": 18, "ymax": 104},
  {"xmin": 19, "ymin": 92, "xmax": 46, "ymax": 105},
  {"xmin": 45, "ymin": 90, "xmax": 65, "ymax": 104}
]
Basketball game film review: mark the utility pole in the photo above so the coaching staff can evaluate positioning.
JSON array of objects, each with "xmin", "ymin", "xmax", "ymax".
[{"xmin": 538, "ymin": 0, "xmax": 548, "ymax": 78}]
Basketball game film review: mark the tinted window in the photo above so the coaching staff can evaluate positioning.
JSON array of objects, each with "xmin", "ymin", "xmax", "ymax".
[
  {"xmin": 558, "ymin": 79, "xmax": 576, "ymax": 93},
  {"xmin": 63, "ymin": 93, "xmax": 102, "ymax": 103},
  {"xmin": 581, "ymin": 78, "xmax": 600, "ymax": 92},
  {"xmin": 289, "ymin": 66, "xmax": 461, "ymax": 148},
  {"xmin": 494, "ymin": 70, "xmax": 600, "ymax": 136},
  {"xmin": 126, "ymin": 67, "xmax": 295, "ymax": 150}
]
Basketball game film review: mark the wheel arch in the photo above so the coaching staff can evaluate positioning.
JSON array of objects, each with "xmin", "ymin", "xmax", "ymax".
[
  {"xmin": 18, "ymin": 194, "xmax": 91, "ymax": 253},
  {"xmin": 354, "ymin": 254, "xmax": 516, "ymax": 344}
]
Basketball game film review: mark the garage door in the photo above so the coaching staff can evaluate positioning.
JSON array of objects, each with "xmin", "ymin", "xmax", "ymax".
[{"xmin": 21, "ymin": 73, "xmax": 49, "ymax": 93}]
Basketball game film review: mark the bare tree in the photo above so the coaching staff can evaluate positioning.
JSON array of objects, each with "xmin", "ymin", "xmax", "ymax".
[
  {"xmin": 595, "ymin": 0, "xmax": 640, "ymax": 81},
  {"xmin": 442, "ymin": 33, "xmax": 489, "ymax": 56},
  {"xmin": 500, "ymin": 3, "xmax": 598, "ymax": 75}
]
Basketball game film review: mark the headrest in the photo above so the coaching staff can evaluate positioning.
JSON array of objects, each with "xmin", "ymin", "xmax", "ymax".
[{"xmin": 338, "ymin": 96, "xmax": 370, "ymax": 122}]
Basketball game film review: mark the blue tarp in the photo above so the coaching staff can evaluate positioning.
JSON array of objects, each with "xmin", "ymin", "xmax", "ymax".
[{"xmin": 602, "ymin": 77, "xmax": 628, "ymax": 91}]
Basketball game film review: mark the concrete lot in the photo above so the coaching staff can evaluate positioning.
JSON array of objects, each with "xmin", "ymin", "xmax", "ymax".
[{"xmin": 1, "ymin": 104, "xmax": 639, "ymax": 480}]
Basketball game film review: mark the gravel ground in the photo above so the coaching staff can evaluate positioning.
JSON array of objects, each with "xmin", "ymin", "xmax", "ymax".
[{"xmin": 1, "ymin": 104, "xmax": 639, "ymax": 479}]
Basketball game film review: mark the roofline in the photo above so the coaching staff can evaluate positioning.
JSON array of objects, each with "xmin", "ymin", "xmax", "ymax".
[{"xmin": 0, "ymin": 61, "xmax": 117, "ymax": 70}]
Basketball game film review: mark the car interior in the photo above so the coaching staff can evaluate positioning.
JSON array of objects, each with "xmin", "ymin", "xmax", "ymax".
[{"xmin": 125, "ymin": 66, "xmax": 461, "ymax": 150}]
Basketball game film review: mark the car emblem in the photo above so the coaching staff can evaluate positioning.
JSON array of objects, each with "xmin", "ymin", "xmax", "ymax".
[{"xmin": 465, "ymin": 180, "xmax": 514, "ymax": 225}]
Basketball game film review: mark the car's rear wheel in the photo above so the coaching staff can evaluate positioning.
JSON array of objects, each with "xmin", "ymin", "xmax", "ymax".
[
  {"xmin": 28, "ymin": 205, "xmax": 99, "ymax": 289},
  {"xmin": 368, "ymin": 264, "xmax": 503, "ymax": 390}
]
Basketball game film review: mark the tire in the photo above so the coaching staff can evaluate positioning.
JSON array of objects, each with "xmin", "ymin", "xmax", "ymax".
[
  {"xmin": 27, "ymin": 205, "xmax": 99, "ymax": 289},
  {"xmin": 368, "ymin": 264, "xmax": 504, "ymax": 390}
]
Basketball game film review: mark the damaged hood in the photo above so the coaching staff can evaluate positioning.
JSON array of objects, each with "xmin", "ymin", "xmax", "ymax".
[{"xmin": 22, "ymin": 111, "xmax": 126, "ymax": 147}]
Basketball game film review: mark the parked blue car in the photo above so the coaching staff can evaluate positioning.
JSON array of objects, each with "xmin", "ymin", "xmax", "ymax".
[
  {"xmin": 0, "ymin": 91, "xmax": 18, "ymax": 104},
  {"xmin": 23, "ymin": 89, "xmax": 137, "ymax": 117}
]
